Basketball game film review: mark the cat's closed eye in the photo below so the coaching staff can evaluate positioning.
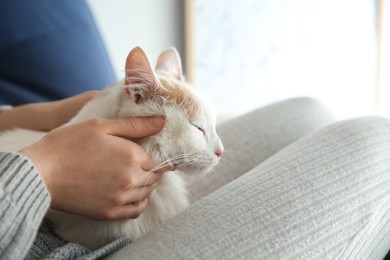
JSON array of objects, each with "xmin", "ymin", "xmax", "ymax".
[{"xmin": 191, "ymin": 123, "xmax": 205, "ymax": 135}]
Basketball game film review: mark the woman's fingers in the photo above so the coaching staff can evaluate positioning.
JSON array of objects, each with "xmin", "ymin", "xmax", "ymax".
[
  {"xmin": 137, "ymin": 170, "xmax": 164, "ymax": 187},
  {"xmin": 116, "ymin": 184, "xmax": 157, "ymax": 204},
  {"xmin": 114, "ymin": 184, "xmax": 158, "ymax": 220},
  {"xmin": 115, "ymin": 198, "xmax": 150, "ymax": 220}
]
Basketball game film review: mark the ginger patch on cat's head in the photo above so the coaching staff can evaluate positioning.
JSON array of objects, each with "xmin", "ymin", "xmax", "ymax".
[{"xmin": 156, "ymin": 75, "xmax": 200, "ymax": 122}]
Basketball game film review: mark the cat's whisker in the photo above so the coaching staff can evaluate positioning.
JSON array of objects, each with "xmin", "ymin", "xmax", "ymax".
[
  {"xmin": 147, "ymin": 160, "xmax": 175, "ymax": 173},
  {"xmin": 174, "ymin": 154, "xmax": 213, "ymax": 170},
  {"xmin": 120, "ymin": 152, "xmax": 194, "ymax": 205},
  {"xmin": 135, "ymin": 145, "xmax": 220, "ymax": 218},
  {"xmin": 174, "ymin": 162, "xmax": 192, "ymax": 171},
  {"xmin": 137, "ymin": 153, "xmax": 199, "ymax": 203},
  {"xmin": 137, "ymin": 158, "xmax": 181, "ymax": 203}
]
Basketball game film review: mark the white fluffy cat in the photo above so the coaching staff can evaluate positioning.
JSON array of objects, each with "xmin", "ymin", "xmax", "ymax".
[{"xmin": 0, "ymin": 46, "xmax": 224, "ymax": 249}]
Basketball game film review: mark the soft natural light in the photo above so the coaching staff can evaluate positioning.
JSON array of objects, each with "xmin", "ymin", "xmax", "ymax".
[
  {"xmin": 193, "ymin": 0, "xmax": 377, "ymax": 118},
  {"xmin": 89, "ymin": 0, "xmax": 385, "ymax": 119}
]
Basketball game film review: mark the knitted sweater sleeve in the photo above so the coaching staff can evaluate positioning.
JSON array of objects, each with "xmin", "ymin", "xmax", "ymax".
[{"xmin": 0, "ymin": 152, "xmax": 50, "ymax": 259}]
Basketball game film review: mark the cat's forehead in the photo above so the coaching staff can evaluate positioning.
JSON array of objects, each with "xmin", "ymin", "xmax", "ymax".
[{"xmin": 156, "ymin": 75, "xmax": 203, "ymax": 121}]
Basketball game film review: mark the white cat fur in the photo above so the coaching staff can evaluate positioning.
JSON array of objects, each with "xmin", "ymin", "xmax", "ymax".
[{"xmin": 0, "ymin": 47, "xmax": 223, "ymax": 249}]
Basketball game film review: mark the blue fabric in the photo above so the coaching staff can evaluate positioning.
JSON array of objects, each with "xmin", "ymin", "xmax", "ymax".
[{"xmin": 0, "ymin": 0, "xmax": 116, "ymax": 105}]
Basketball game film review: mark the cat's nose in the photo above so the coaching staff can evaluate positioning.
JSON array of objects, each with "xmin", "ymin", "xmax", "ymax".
[{"xmin": 215, "ymin": 149, "xmax": 223, "ymax": 158}]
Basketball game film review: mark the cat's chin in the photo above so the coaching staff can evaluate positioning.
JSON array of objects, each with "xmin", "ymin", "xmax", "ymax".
[{"xmin": 174, "ymin": 164, "xmax": 216, "ymax": 176}]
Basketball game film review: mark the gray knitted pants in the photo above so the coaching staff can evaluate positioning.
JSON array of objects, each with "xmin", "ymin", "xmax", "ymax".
[{"xmin": 111, "ymin": 97, "xmax": 390, "ymax": 259}]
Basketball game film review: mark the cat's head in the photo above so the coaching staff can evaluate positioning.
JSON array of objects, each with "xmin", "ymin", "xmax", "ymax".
[{"xmin": 118, "ymin": 46, "xmax": 224, "ymax": 175}]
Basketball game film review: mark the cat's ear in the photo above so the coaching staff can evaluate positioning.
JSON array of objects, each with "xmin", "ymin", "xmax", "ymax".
[
  {"xmin": 125, "ymin": 46, "xmax": 158, "ymax": 103},
  {"xmin": 155, "ymin": 47, "xmax": 183, "ymax": 81}
]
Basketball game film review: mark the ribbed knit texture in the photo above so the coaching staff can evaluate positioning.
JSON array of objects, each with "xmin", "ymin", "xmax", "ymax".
[
  {"xmin": 111, "ymin": 116, "xmax": 390, "ymax": 260},
  {"xmin": 2, "ymin": 98, "xmax": 389, "ymax": 259},
  {"xmin": 186, "ymin": 97, "xmax": 337, "ymax": 203},
  {"xmin": 0, "ymin": 152, "xmax": 129, "ymax": 260},
  {"xmin": 0, "ymin": 152, "xmax": 50, "ymax": 260}
]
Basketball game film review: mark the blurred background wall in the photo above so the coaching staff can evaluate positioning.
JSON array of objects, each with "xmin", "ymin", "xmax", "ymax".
[
  {"xmin": 86, "ymin": 0, "xmax": 185, "ymax": 78},
  {"xmin": 87, "ymin": 0, "xmax": 389, "ymax": 119}
]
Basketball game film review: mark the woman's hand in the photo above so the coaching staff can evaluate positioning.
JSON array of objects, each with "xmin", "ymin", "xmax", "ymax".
[
  {"xmin": 20, "ymin": 116, "xmax": 166, "ymax": 220},
  {"xmin": 0, "ymin": 91, "xmax": 98, "ymax": 131}
]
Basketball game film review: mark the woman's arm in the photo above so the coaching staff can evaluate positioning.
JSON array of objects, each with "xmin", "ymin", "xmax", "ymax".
[
  {"xmin": 0, "ymin": 91, "xmax": 97, "ymax": 131},
  {"xmin": 0, "ymin": 152, "xmax": 50, "ymax": 260}
]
